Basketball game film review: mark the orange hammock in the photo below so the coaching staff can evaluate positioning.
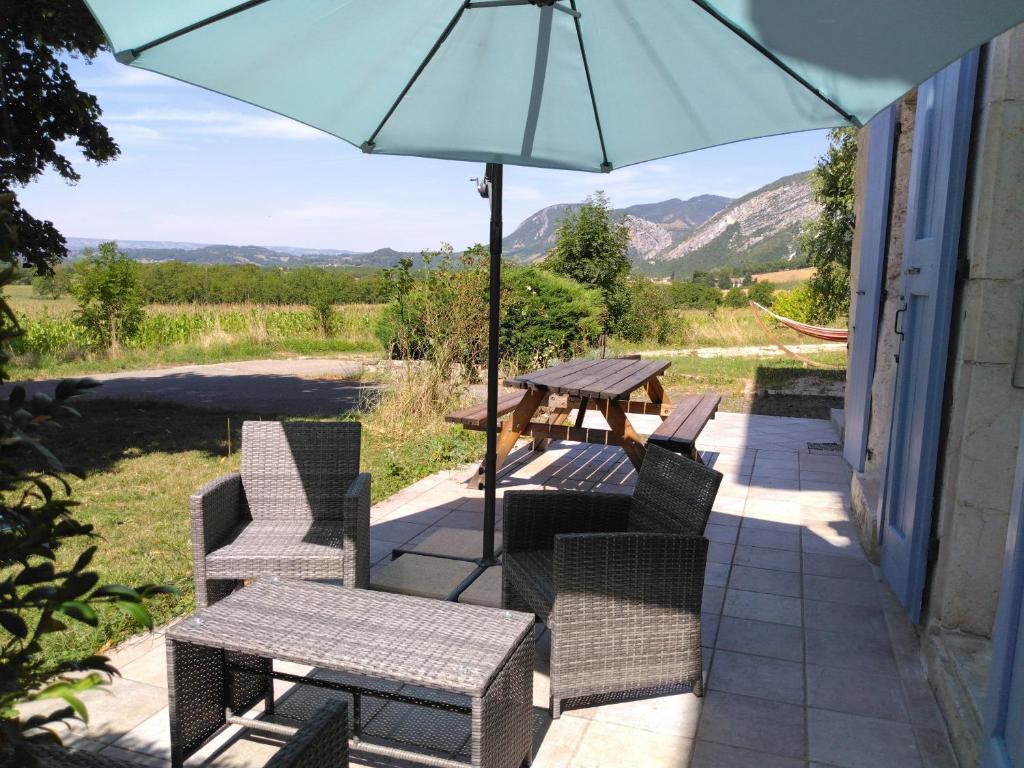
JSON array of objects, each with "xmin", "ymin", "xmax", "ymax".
[{"xmin": 750, "ymin": 301, "xmax": 849, "ymax": 342}]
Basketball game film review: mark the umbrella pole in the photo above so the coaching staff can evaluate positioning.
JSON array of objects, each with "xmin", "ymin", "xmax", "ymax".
[
  {"xmin": 439, "ymin": 163, "xmax": 502, "ymax": 602},
  {"xmin": 481, "ymin": 161, "xmax": 502, "ymax": 567}
]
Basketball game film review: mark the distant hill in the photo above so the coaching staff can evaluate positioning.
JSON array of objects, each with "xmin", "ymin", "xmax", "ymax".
[
  {"xmin": 501, "ymin": 195, "xmax": 732, "ymax": 263},
  {"xmin": 66, "ymin": 172, "xmax": 817, "ymax": 276},
  {"xmin": 65, "ymin": 238, "xmax": 419, "ymax": 268}
]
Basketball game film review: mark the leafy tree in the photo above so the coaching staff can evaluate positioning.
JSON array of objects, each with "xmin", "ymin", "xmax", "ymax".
[
  {"xmin": 723, "ymin": 287, "xmax": 748, "ymax": 308},
  {"xmin": 748, "ymin": 280, "xmax": 776, "ymax": 307},
  {"xmin": 545, "ymin": 192, "xmax": 631, "ymax": 331},
  {"xmin": 717, "ymin": 274, "xmax": 734, "ymax": 290},
  {"xmin": 1, "ymin": 3, "xmax": 118, "ymax": 273},
  {"xmin": 801, "ymin": 127, "xmax": 857, "ymax": 323},
  {"xmin": 31, "ymin": 269, "xmax": 71, "ymax": 300},
  {"xmin": 667, "ymin": 281, "xmax": 722, "ymax": 311},
  {"xmin": 70, "ymin": 243, "xmax": 145, "ymax": 354},
  {"xmin": 616, "ymin": 278, "xmax": 673, "ymax": 344}
]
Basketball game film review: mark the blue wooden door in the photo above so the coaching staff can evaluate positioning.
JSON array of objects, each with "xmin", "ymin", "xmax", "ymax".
[
  {"xmin": 983, "ymin": 415, "xmax": 1024, "ymax": 768},
  {"xmin": 844, "ymin": 105, "xmax": 898, "ymax": 472},
  {"xmin": 879, "ymin": 52, "xmax": 978, "ymax": 622}
]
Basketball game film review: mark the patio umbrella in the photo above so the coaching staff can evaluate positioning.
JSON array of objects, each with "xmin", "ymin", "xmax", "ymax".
[{"xmin": 83, "ymin": 0, "xmax": 1024, "ymax": 593}]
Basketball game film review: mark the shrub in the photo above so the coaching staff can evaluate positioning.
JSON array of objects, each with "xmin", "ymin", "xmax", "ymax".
[
  {"xmin": 771, "ymin": 284, "xmax": 816, "ymax": 323},
  {"xmin": 667, "ymin": 281, "xmax": 722, "ymax": 311},
  {"xmin": 614, "ymin": 278, "xmax": 673, "ymax": 344},
  {"xmin": 308, "ymin": 286, "xmax": 336, "ymax": 337},
  {"xmin": 501, "ymin": 266, "xmax": 603, "ymax": 368},
  {"xmin": 376, "ymin": 245, "xmax": 602, "ymax": 373},
  {"xmin": 748, "ymin": 280, "xmax": 776, "ymax": 307},
  {"xmin": 69, "ymin": 243, "xmax": 145, "ymax": 354},
  {"xmin": 723, "ymin": 287, "xmax": 748, "ymax": 308}
]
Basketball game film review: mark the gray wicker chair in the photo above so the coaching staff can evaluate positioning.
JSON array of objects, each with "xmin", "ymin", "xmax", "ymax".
[
  {"xmin": 502, "ymin": 443, "xmax": 723, "ymax": 717},
  {"xmin": 28, "ymin": 700, "xmax": 349, "ymax": 767},
  {"xmin": 191, "ymin": 421, "xmax": 370, "ymax": 608}
]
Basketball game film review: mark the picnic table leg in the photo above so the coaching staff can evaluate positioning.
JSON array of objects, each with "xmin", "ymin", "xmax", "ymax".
[
  {"xmin": 533, "ymin": 406, "xmax": 571, "ymax": 452},
  {"xmin": 645, "ymin": 377, "xmax": 672, "ymax": 417},
  {"xmin": 469, "ymin": 389, "xmax": 546, "ymax": 489},
  {"xmin": 598, "ymin": 398, "xmax": 647, "ymax": 470}
]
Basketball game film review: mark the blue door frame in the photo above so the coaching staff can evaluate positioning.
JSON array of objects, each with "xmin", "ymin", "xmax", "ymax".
[
  {"xmin": 982, "ymin": 416, "xmax": 1024, "ymax": 767},
  {"xmin": 879, "ymin": 51, "xmax": 978, "ymax": 622},
  {"xmin": 844, "ymin": 105, "xmax": 898, "ymax": 472}
]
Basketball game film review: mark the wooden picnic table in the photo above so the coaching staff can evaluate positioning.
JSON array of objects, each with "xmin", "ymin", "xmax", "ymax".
[{"xmin": 446, "ymin": 357, "xmax": 721, "ymax": 488}]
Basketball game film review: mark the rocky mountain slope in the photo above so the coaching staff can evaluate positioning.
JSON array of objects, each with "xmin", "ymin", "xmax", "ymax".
[{"xmin": 501, "ymin": 194, "xmax": 731, "ymax": 263}]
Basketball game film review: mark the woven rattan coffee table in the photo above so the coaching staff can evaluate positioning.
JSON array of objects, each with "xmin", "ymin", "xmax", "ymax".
[{"xmin": 166, "ymin": 578, "xmax": 534, "ymax": 768}]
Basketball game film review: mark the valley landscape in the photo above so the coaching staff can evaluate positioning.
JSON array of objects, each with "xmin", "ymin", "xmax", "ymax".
[{"xmin": 66, "ymin": 170, "xmax": 818, "ymax": 277}]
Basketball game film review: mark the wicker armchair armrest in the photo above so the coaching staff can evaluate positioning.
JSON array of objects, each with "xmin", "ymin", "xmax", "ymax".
[
  {"xmin": 552, "ymin": 533, "xmax": 708, "ymax": 614},
  {"xmin": 502, "ymin": 490, "xmax": 630, "ymax": 553},
  {"xmin": 190, "ymin": 472, "xmax": 245, "ymax": 555},
  {"xmin": 341, "ymin": 472, "xmax": 371, "ymax": 588},
  {"xmin": 265, "ymin": 700, "xmax": 349, "ymax": 768}
]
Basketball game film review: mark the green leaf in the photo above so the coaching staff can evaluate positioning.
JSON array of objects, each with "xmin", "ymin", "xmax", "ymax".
[
  {"xmin": 115, "ymin": 600, "xmax": 153, "ymax": 629},
  {"xmin": 91, "ymin": 584, "xmax": 139, "ymax": 600},
  {"xmin": 58, "ymin": 600, "xmax": 98, "ymax": 626},
  {"xmin": 0, "ymin": 611, "xmax": 28, "ymax": 638}
]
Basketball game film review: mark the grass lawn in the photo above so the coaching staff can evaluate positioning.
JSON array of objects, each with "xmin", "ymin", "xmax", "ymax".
[{"xmin": 32, "ymin": 398, "xmax": 482, "ymax": 669}]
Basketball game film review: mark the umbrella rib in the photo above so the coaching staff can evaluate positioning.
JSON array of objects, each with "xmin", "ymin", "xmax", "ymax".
[
  {"xmin": 362, "ymin": 1, "xmax": 470, "ymax": 151},
  {"xmin": 569, "ymin": 0, "xmax": 611, "ymax": 172},
  {"xmin": 117, "ymin": 0, "xmax": 274, "ymax": 61},
  {"xmin": 689, "ymin": 0, "xmax": 861, "ymax": 127}
]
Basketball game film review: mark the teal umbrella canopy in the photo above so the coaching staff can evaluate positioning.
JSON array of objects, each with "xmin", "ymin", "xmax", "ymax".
[{"xmin": 85, "ymin": 0, "xmax": 1024, "ymax": 173}]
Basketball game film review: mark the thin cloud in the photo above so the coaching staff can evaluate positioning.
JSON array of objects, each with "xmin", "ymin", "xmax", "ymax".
[{"xmin": 108, "ymin": 109, "xmax": 328, "ymax": 141}]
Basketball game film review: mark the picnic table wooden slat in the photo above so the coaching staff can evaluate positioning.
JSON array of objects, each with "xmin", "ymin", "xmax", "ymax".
[
  {"xmin": 673, "ymin": 394, "xmax": 721, "ymax": 445},
  {"xmin": 649, "ymin": 394, "xmax": 703, "ymax": 442},
  {"xmin": 505, "ymin": 357, "xmax": 599, "ymax": 389},
  {"xmin": 560, "ymin": 358, "xmax": 639, "ymax": 397},
  {"xmin": 595, "ymin": 360, "xmax": 670, "ymax": 400},
  {"xmin": 444, "ymin": 390, "xmax": 526, "ymax": 428},
  {"xmin": 533, "ymin": 358, "xmax": 611, "ymax": 392}
]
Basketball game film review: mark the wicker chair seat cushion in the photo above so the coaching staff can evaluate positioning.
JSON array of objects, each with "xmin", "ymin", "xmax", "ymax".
[
  {"xmin": 205, "ymin": 520, "xmax": 347, "ymax": 579},
  {"xmin": 504, "ymin": 549, "xmax": 555, "ymax": 619}
]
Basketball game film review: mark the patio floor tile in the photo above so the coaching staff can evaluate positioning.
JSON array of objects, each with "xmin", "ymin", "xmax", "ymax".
[
  {"xmin": 736, "ymin": 525, "xmax": 802, "ymax": 552},
  {"xmin": 690, "ymin": 740, "xmax": 804, "ymax": 768},
  {"xmin": 704, "ymin": 561, "xmax": 731, "ymax": 587},
  {"xmin": 803, "ymin": 599, "xmax": 889, "ymax": 639},
  {"xmin": 732, "ymin": 544, "xmax": 800, "ymax": 573},
  {"xmin": 714, "ymin": 616, "xmax": 804, "ymax": 662},
  {"xmin": 805, "ymin": 628, "xmax": 899, "ymax": 676},
  {"xmin": 805, "ymin": 664, "xmax": 910, "ymax": 721},
  {"xmin": 571, "ymin": 721, "xmax": 694, "ymax": 767},
  {"xmin": 723, "ymin": 589, "xmax": 802, "ymax": 627},
  {"xmin": 807, "ymin": 707, "xmax": 921, "ymax": 768},
  {"xmin": 696, "ymin": 691, "xmax": 805, "ymax": 760},
  {"xmin": 803, "ymin": 573, "xmax": 881, "ymax": 607},
  {"xmin": 802, "ymin": 551, "xmax": 875, "ymax": 581},
  {"xmin": 728, "ymin": 564, "xmax": 802, "ymax": 597},
  {"xmin": 708, "ymin": 650, "xmax": 804, "ymax": 705}
]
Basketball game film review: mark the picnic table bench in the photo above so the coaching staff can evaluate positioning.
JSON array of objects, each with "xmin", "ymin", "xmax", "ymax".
[{"xmin": 446, "ymin": 357, "xmax": 720, "ymax": 487}]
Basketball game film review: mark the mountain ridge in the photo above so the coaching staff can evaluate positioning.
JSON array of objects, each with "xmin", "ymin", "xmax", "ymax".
[{"xmin": 66, "ymin": 171, "xmax": 818, "ymax": 276}]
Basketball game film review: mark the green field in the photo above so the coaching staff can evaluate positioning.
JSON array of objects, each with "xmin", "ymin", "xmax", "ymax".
[{"xmin": 2, "ymin": 284, "xmax": 842, "ymax": 380}]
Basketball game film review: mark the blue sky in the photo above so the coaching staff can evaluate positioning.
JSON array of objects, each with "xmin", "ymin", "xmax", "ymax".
[{"xmin": 19, "ymin": 54, "xmax": 830, "ymax": 253}]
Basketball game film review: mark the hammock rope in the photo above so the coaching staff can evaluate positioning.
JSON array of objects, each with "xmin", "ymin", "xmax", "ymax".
[
  {"xmin": 747, "ymin": 301, "xmax": 845, "ymax": 370},
  {"xmin": 750, "ymin": 301, "xmax": 848, "ymax": 342}
]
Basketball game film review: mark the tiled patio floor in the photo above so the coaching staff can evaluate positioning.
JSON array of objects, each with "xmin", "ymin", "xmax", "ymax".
[{"xmin": 33, "ymin": 412, "xmax": 958, "ymax": 767}]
